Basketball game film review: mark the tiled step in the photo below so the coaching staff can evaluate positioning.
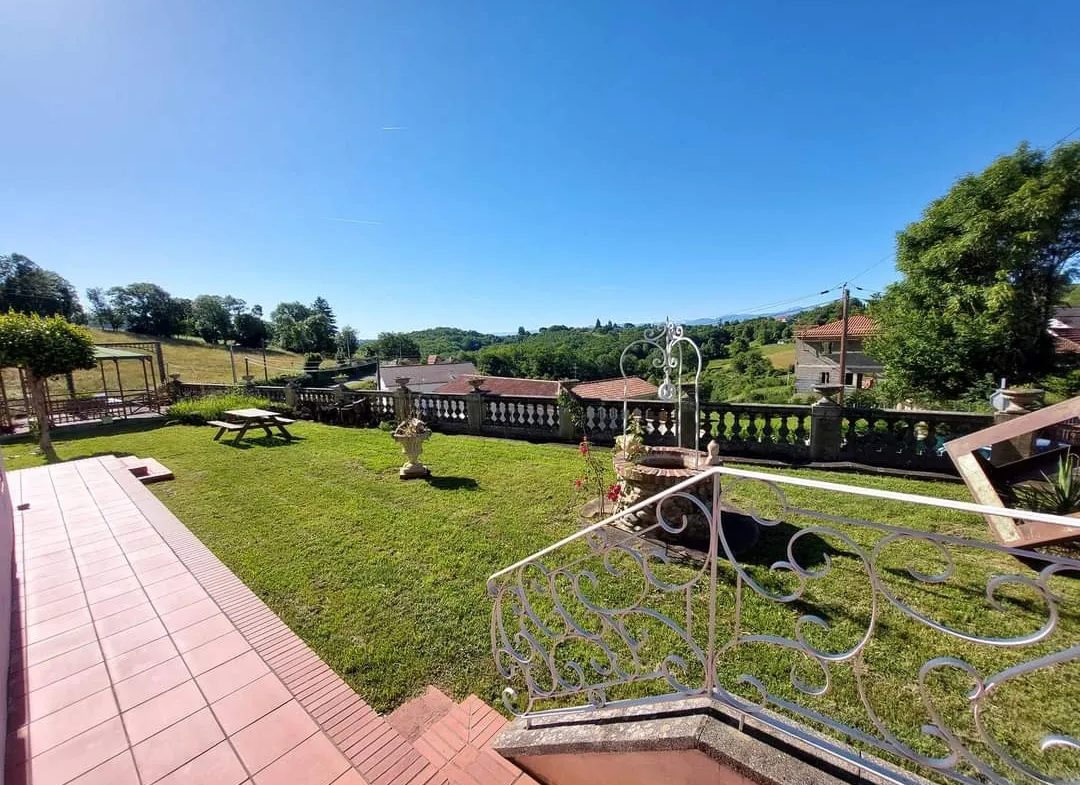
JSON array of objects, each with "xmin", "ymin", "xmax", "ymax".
[
  {"xmin": 118, "ymin": 456, "xmax": 174, "ymax": 484},
  {"xmin": 414, "ymin": 694, "xmax": 536, "ymax": 785},
  {"xmin": 388, "ymin": 685, "xmax": 458, "ymax": 742}
]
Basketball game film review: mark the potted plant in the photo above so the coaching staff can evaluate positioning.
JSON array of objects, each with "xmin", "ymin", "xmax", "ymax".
[
  {"xmin": 392, "ymin": 416, "xmax": 431, "ymax": 479},
  {"xmin": 1011, "ymin": 453, "xmax": 1080, "ymax": 516}
]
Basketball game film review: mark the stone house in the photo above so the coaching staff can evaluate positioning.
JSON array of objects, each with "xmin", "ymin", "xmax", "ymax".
[
  {"xmin": 377, "ymin": 361, "xmax": 477, "ymax": 393},
  {"xmin": 793, "ymin": 314, "xmax": 882, "ymax": 394}
]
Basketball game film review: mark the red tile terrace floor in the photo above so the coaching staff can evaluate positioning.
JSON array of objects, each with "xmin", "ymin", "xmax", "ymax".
[{"xmin": 5, "ymin": 457, "xmax": 533, "ymax": 785}]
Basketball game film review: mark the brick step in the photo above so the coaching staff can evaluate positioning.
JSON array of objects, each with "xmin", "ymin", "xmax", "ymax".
[
  {"xmin": 388, "ymin": 685, "xmax": 459, "ymax": 742},
  {"xmin": 413, "ymin": 693, "xmax": 537, "ymax": 785}
]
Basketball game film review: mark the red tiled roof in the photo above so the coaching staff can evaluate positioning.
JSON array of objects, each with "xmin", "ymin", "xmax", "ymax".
[
  {"xmin": 796, "ymin": 314, "xmax": 878, "ymax": 339},
  {"xmin": 1054, "ymin": 333, "xmax": 1080, "ymax": 354},
  {"xmin": 435, "ymin": 374, "xmax": 561, "ymax": 397},
  {"xmin": 572, "ymin": 376, "xmax": 658, "ymax": 399}
]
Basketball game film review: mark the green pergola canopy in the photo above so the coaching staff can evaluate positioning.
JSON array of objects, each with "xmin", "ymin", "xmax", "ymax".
[{"xmin": 92, "ymin": 346, "xmax": 150, "ymax": 361}]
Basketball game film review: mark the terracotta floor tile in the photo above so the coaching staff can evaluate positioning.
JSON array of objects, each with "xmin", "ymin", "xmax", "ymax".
[
  {"xmin": 85, "ymin": 575, "xmax": 141, "ymax": 604},
  {"xmin": 196, "ymin": 650, "xmax": 270, "ymax": 702},
  {"xmin": 67, "ymin": 751, "xmax": 140, "ymax": 785},
  {"xmin": 25, "ymin": 592, "xmax": 87, "ymax": 626},
  {"xmin": 122, "ymin": 680, "xmax": 207, "ymax": 744},
  {"xmin": 27, "ymin": 663, "xmax": 111, "ymax": 723},
  {"xmin": 113, "ymin": 656, "xmax": 191, "ymax": 711},
  {"xmin": 82, "ymin": 565, "xmax": 136, "ymax": 591},
  {"xmin": 131, "ymin": 707, "xmax": 224, "ymax": 784},
  {"xmin": 211, "ymin": 673, "xmax": 293, "ymax": 735},
  {"xmin": 182, "ymin": 631, "xmax": 250, "ymax": 675},
  {"xmin": 21, "ymin": 623, "xmax": 97, "ymax": 667},
  {"xmin": 78, "ymin": 554, "xmax": 128, "ymax": 576},
  {"xmin": 161, "ymin": 598, "xmax": 219, "ymax": 632},
  {"xmin": 137, "ymin": 561, "xmax": 189, "ymax": 586},
  {"xmin": 151, "ymin": 585, "xmax": 211, "ymax": 615},
  {"xmin": 172, "ymin": 613, "xmax": 234, "ymax": 653},
  {"xmin": 253, "ymin": 732, "xmax": 350, "ymax": 785},
  {"xmin": 94, "ymin": 602, "xmax": 158, "ymax": 639},
  {"xmin": 10, "ymin": 688, "xmax": 117, "ymax": 761},
  {"xmin": 17, "ymin": 641, "xmax": 102, "ymax": 698},
  {"xmin": 89, "ymin": 588, "xmax": 150, "ymax": 620},
  {"xmin": 23, "ymin": 579, "xmax": 83, "ymax": 611},
  {"xmin": 231, "ymin": 701, "xmax": 319, "ymax": 773},
  {"xmin": 331, "ymin": 769, "xmax": 368, "ymax": 785},
  {"xmin": 100, "ymin": 618, "xmax": 168, "ymax": 659},
  {"xmin": 15, "ymin": 716, "xmax": 129, "ymax": 785},
  {"xmin": 106, "ymin": 636, "xmax": 180, "ymax": 683},
  {"xmin": 25, "ymin": 607, "xmax": 93, "ymax": 645},
  {"xmin": 143, "ymin": 573, "xmax": 201, "ymax": 600},
  {"xmin": 154, "ymin": 741, "xmax": 248, "ymax": 785}
]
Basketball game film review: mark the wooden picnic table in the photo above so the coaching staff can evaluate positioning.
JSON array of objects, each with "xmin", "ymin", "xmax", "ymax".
[{"xmin": 208, "ymin": 408, "xmax": 295, "ymax": 443}]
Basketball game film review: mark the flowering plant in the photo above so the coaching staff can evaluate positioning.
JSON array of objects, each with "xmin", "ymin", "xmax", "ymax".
[{"xmin": 574, "ymin": 437, "xmax": 621, "ymax": 515}]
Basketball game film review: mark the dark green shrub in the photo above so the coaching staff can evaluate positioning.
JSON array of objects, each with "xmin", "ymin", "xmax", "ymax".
[{"xmin": 167, "ymin": 393, "xmax": 288, "ymax": 425}]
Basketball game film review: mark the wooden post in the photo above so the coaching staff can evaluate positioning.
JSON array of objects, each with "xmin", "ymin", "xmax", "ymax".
[
  {"xmin": 262, "ymin": 348, "xmax": 269, "ymax": 382},
  {"xmin": 228, "ymin": 345, "xmax": 238, "ymax": 384},
  {"xmin": 114, "ymin": 359, "xmax": 125, "ymax": 418},
  {"xmin": 0, "ymin": 370, "xmax": 9, "ymax": 428},
  {"xmin": 153, "ymin": 342, "xmax": 167, "ymax": 386},
  {"xmin": 837, "ymin": 285, "xmax": 850, "ymax": 405}
]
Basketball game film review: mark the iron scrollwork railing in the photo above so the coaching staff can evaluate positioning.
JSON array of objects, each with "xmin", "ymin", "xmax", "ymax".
[{"xmin": 487, "ymin": 467, "xmax": 1080, "ymax": 785}]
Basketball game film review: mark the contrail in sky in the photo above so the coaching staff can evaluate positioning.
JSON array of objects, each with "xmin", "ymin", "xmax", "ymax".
[
  {"xmin": 381, "ymin": 126, "xmax": 407, "ymax": 131},
  {"xmin": 322, "ymin": 217, "xmax": 382, "ymax": 225}
]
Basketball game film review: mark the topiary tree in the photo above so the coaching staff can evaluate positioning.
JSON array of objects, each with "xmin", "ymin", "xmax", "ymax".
[{"xmin": 0, "ymin": 312, "xmax": 96, "ymax": 458}]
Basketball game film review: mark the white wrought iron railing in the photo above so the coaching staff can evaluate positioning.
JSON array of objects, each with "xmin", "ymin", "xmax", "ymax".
[{"xmin": 487, "ymin": 466, "xmax": 1080, "ymax": 785}]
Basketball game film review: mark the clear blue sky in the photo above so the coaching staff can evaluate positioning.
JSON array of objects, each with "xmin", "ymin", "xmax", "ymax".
[{"xmin": 2, "ymin": 1, "xmax": 1079, "ymax": 336}]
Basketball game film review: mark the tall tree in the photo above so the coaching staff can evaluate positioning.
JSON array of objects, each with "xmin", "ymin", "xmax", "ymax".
[
  {"xmin": 269, "ymin": 301, "xmax": 314, "ymax": 353},
  {"xmin": 0, "ymin": 313, "xmax": 96, "ymax": 458},
  {"xmin": 366, "ymin": 332, "xmax": 421, "ymax": 361},
  {"xmin": 190, "ymin": 295, "xmax": 234, "ymax": 344},
  {"xmin": 106, "ymin": 283, "xmax": 189, "ymax": 337},
  {"xmin": 869, "ymin": 141, "xmax": 1080, "ymax": 401},
  {"xmin": 0, "ymin": 254, "xmax": 85, "ymax": 322},
  {"xmin": 233, "ymin": 312, "xmax": 268, "ymax": 348},
  {"xmin": 86, "ymin": 287, "xmax": 121, "ymax": 330},
  {"xmin": 336, "ymin": 325, "xmax": 359, "ymax": 358}
]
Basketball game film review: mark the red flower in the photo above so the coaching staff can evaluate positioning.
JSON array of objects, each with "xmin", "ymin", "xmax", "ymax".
[
  {"xmin": 606, "ymin": 483, "xmax": 622, "ymax": 502},
  {"xmin": 579, "ymin": 440, "xmax": 590, "ymax": 455},
  {"xmin": 574, "ymin": 478, "xmax": 583, "ymax": 488}
]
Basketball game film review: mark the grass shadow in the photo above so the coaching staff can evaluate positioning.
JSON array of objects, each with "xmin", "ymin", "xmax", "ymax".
[
  {"xmin": 219, "ymin": 436, "xmax": 305, "ymax": 450},
  {"xmin": 425, "ymin": 476, "xmax": 479, "ymax": 491}
]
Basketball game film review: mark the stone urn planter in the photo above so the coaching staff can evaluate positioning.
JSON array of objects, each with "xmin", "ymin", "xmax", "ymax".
[
  {"xmin": 392, "ymin": 418, "xmax": 431, "ymax": 479},
  {"xmin": 1000, "ymin": 388, "xmax": 1045, "ymax": 414}
]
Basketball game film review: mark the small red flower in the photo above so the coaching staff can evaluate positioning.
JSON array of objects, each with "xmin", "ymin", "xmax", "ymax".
[
  {"xmin": 574, "ymin": 478, "xmax": 583, "ymax": 488},
  {"xmin": 606, "ymin": 483, "xmax": 622, "ymax": 502},
  {"xmin": 579, "ymin": 440, "xmax": 590, "ymax": 455}
]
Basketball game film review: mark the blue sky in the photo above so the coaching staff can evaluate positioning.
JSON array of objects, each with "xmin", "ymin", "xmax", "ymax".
[{"xmin": 2, "ymin": 1, "xmax": 1079, "ymax": 336}]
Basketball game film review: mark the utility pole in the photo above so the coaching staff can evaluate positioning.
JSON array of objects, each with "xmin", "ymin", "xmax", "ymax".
[
  {"xmin": 228, "ymin": 345, "xmax": 238, "ymax": 384},
  {"xmin": 837, "ymin": 285, "xmax": 850, "ymax": 405}
]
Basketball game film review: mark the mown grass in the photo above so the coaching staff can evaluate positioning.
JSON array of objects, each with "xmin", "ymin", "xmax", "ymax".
[
  {"xmin": 3, "ymin": 424, "xmax": 1077, "ymax": 781},
  {"xmin": 165, "ymin": 392, "xmax": 286, "ymax": 425}
]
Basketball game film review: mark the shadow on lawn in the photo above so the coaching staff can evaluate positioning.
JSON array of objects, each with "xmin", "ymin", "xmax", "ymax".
[
  {"xmin": 425, "ymin": 476, "xmax": 479, "ymax": 491},
  {"xmin": 219, "ymin": 436, "xmax": 306, "ymax": 450}
]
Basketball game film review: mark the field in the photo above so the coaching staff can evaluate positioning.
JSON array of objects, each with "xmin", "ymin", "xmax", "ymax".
[
  {"xmin": 705, "ymin": 341, "xmax": 794, "ymax": 372},
  {"xmin": 4, "ymin": 421, "xmax": 1078, "ymax": 782},
  {"xmin": 2, "ymin": 328, "xmax": 320, "ymax": 401}
]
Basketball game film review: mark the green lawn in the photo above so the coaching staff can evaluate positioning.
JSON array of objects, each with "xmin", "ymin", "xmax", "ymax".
[{"xmin": 4, "ymin": 422, "xmax": 1077, "ymax": 780}]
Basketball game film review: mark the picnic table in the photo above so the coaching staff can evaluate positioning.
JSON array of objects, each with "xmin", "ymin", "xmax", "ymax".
[{"xmin": 208, "ymin": 408, "xmax": 295, "ymax": 443}]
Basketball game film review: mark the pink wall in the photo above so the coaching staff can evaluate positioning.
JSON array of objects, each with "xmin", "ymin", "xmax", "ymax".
[
  {"xmin": 512, "ymin": 749, "xmax": 760, "ymax": 785},
  {"xmin": 0, "ymin": 454, "xmax": 13, "ymax": 752}
]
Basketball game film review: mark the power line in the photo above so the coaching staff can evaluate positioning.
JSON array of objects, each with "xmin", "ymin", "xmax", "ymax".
[{"xmin": 1050, "ymin": 122, "xmax": 1080, "ymax": 148}]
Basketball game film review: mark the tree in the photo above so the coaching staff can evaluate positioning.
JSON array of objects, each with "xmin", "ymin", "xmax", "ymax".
[
  {"xmin": 107, "ymin": 283, "xmax": 189, "ymax": 336},
  {"xmin": 86, "ymin": 287, "xmax": 121, "ymax": 330},
  {"xmin": 233, "ymin": 313, "xmax": 268, "ymax": 348},
  {"xmin": 336, "ymin": 325, "xmax": 359, "ymax": 359},
  {"xmin": 269, "ymin": 302, "xmax": 313, "ymax": 352},
  {"xmin": 366, "ymin": 332, "xmax": 421, "ymax": 361},
  {"xmin": 869, "ymin": 142, "xmax": 1080, "ymax": 401},
  {"xmin": 0, "ymin": 313, "xmax": 95, "ymax": 458},
  {"xmin": 0, "ymin": 254, "xmax": 85, "ymax": 322},
  {"xmin": 190, "ymin": 295, "xmax": 233, "ymax": 344}
]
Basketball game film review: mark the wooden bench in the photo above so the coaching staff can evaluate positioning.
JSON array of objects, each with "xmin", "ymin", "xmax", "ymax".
[
  {"xmin": 207, "ymin": 420, "xmax": 244, "ymax": 441},
  {"xmin": 272, "ymin": 417, "xmax": 296, "ymax": 425}
]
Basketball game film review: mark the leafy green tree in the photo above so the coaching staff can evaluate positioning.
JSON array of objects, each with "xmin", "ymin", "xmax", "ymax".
[
  {"xmin": 0, "ymin": 313, "xmax": 95, "ymax": 457},
  {"xmin": 269, "ymin": 302, "xmax": 313, "ymax": 352},
  {"xmin": 233, "ymin": 312, "xmax": 268, "ymax": 348},
  {"xmin": 106, "ymin": 283, "xmax": 189, "ymax": 336},
  {"xmin": 366, "ymin": 332, "xmax": 421, "ymax": 361},
  {"xmin": 793, "ymin": 298, "xmax": 866, "ymax": 327},
  {"xmin": 336, "ymin": 325, "xmax": 359, "ymax": 358},
  {"xmin": 190, "ymin": 295, "xmax": 233, "ymax": 344},
  {"xmin": 870, "ymin": 142, "xmax": 1080, "ymax": 401},
  {"xmin": 0, "ymin": 254, "xmax": 85, "ymax": 322},
  {"xmin": 86, "ymin": 287, "xmax": 121, "ymax": 330}
]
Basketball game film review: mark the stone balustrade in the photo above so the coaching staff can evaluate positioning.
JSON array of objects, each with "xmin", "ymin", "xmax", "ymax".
[{"xmin": 171, "ymin": 381, "xmax": 995, "ymax": 475}]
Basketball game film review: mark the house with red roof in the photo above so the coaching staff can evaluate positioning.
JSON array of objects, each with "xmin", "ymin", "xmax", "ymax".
[
  {"xmin": 794, "ymin": 314, "xmax": 882, "ymax": 394},
  {"xmin": 435, "ymin": 374, "xmax": 658, "ymax": 400}
]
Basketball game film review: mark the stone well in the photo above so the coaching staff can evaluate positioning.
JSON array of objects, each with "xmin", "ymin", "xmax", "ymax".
[{"xmin": 612, "ymin": 444, "xmax": 758, "ymax": 553}]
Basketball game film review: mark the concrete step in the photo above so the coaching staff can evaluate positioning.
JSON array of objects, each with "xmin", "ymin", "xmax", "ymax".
[{"xmin": 119, "ymin": 455, "xmax": 174, "ymax": 484}]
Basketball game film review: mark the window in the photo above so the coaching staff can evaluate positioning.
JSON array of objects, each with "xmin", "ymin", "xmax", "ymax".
[
  {"xmin": 824, "ymin": 341, "xmax": 834, "ymax": 354},
  {"xmin": 845, "ymin": 372, "xmax": 854, "ymax": 386},
  {"xmin": 819, "ymin": 372, "xmax": 830, "ymax": 384}
]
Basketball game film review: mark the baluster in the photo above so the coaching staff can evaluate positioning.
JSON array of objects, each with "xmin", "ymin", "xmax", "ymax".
[
  {"xmin": 794, "ymin": 413, "xmax": 807, "ymax": 444},
  {"xmin": 746, "ymin": 412, "xmax": 758, "ymax": 441},
  {"xmin": 761, "ymin": 412, "xmax": 774, "ymax": 443},
  {"xmin": 778, "ymin": 413, "xmax": 790, "ymax": 444}
]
